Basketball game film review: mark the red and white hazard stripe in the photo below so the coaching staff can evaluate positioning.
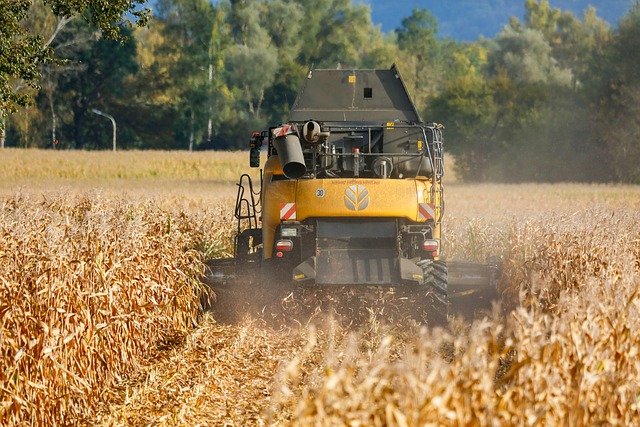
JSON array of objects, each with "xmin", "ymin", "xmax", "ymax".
[
  {"xmin": 418, "ymin": 203, "xmax": 435, "ymax": 220},
  {"xmin": 272, "ymin": 125, "xmax": 297, "ymax": 138},
  {"xmin": 280, "ymin": 203, "xmax": 297, "ymax": 220}
]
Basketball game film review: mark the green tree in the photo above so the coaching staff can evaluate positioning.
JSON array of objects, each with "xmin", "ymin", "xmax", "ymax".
[
  {"xmin": 432, "ymin": 67, "xmax": 606, "ymax": 182},
  {"xmin": 430, "ymin": 72, "xmax": 499, "ymax": 181},
  {"xmin": 612, "ymin": 2, "xmax": 640, "ymax": 87},
  {"xmin": 1, "ymin": 1, "xmax": 52, "ymax": 117},
  {"xmin": 554, "ymin": 8, "xmax": 610, "ymax": 76},
  {"xmin": 31, "ymin": 3, "xmax": 90, "ymax": 149},
  {"xmin": 523, "ymin": 0, "xmax": 561, "ymax": 39},
  {"xmin": 434, "ymin": 3, "xmax": 614, "ymax": 182},
  {"xmin": 597, "ymin": 2, "xmax": 640, "ymax": 183},
  {"xmin": 491, "ymin": 26, "xmax": 571, "ymax": 85},
  {"xmin": 153, "ymin": 0, "xmax": 222, "ymax": 150},
  {"xmin": 294, "ymin": 0, "xmax": 380, "ymax": 68},
  {"xmin": 260, "ymin": 0, "xmax": 306, "ymax": 124},
  {"xmin": 394, "ymin": 8, "xmax": 441, "ymax": 110},
  {"xmin": 225, "ymin": 0, "xmax": 277, "ymax": 121},
  {"xmin": 520, "ymin": 1, "xmax": 611, "ymax": 90},
  {"xmin": 53, "ymin": 23, "xmax": 138, "ymax": 150},
  {"xmin": 114, "ymin": 22, "xmax": 183, "ymax": 149},
  {"xmin": 0, "ymin": 0, "xmax": 150, "ymax": 146},
  {"xmin": 205, "ymin": 7, "xmax": 232, "ymax": 147},
  {"xmin": 396, "ymin": 7, "xmax": 439, "ymax": 61}
]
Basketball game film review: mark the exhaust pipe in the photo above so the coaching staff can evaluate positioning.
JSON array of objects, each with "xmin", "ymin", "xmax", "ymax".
[{"xmin": 274, "ymin": 134, "xmax": 306, "ymax": 179}]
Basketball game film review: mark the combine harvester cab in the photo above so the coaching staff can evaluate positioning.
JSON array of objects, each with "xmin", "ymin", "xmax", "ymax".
[{"xmin": 209, "ymin": 65, "xmax": 501, "ymax": 322}]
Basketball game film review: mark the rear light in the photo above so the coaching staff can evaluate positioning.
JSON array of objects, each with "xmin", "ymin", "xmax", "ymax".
[
  {"xmin": 422, "ymin": 239, "xmax": 439, "ymax": 253},
  {"xmin": 276, "ymin": 239, "xmax": 293, "ymax": 251}
]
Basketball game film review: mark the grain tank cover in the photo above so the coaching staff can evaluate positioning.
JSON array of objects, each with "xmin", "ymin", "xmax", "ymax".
[{"xmin": 288, "ymin": 64, "xmax": 422, "ymax": 123}]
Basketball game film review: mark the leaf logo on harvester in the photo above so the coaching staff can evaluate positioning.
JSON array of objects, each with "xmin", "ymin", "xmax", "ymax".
[{"xmin": 344, "ymin": 185, "xmax": 369, "ymax": 211}]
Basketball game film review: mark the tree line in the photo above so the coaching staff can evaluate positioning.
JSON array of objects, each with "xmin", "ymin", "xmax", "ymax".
[{"xmin": 2, "ymin": 0, "xmax": 640, "ymax": 183}]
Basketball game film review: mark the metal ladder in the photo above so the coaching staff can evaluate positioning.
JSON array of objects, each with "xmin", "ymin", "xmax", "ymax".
[
  {"xmin": 234, "ymin": 173, "xmax": 262, "ymax": 260},
  {"xmin": 432, "ymin": 125, "xmax": 445, "ymax": 180},
  {"xmin": 431, "ymin": 125, "xmax": 445, "ymax": 254}
]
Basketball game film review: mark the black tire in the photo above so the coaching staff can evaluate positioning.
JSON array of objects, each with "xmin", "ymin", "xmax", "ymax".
[{"xmin": 417, "ymin": 259, "xmax": 449, "ymax": 326}]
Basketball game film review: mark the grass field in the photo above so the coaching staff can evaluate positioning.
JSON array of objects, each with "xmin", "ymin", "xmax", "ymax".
[{"xmin": 1, "ymin": 149, "xmax": 639, "ymax": 426}]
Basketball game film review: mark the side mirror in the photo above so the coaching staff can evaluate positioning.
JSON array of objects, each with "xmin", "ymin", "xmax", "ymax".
[
  {"xmin": 250, "ymin": 147, "xmax": 260, "ymax": 167},
  {"xmin": 249, "ymin": 132, "xmax": 261, "ymax": 168}
]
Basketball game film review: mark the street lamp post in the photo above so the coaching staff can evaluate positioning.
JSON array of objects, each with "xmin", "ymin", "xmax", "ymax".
[{"xmin": 92, "ymin": 108, "xmax": 116, "ymax": 151}]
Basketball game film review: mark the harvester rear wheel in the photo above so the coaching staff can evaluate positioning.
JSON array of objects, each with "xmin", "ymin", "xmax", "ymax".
[{"xmin": 418, "ymin": 259, "xmax": 449, "ymax": 326}]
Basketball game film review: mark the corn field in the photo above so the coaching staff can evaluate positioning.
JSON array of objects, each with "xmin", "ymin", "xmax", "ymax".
[{"xmin": 1, "ymin": 150, "xmax": 639, "ymax": 426}]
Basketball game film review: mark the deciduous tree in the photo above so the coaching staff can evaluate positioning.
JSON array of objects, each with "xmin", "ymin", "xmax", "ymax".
[
  {"xmin": 395, "ymin": 8, "xmax": 441, "ymax": 110},
  {"xmin": 598, "ymin": 2, "xmax": 640, "ymax": 183},
  {"xmin": 0, "ymin": 0, "xmax": 150, "ymax": 147}
]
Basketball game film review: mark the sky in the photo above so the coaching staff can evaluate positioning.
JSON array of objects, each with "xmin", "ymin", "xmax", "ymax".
[{"xmin": 363, "ymin": 0, "xmax": 633, "ymax": 40}]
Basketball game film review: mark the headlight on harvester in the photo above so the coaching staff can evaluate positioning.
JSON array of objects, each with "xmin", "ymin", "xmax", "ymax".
[{"xmin": 281, "ymin": 227, "xmax": 297, "ymax": 237}]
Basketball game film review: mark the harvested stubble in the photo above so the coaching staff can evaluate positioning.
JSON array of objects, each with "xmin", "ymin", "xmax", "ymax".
[
  {"xmin": 94, "ymin": 314, "xmax": 299, "ymax": 426},
  {"xmin": 0, "ymin": 149, "xmax": 248, "ymax": 182},
  {"xmin": 0, "ymin": 193, "xmax": 209, "ymax": 425}
]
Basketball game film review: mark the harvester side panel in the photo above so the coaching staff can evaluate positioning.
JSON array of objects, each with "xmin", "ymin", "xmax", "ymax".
[{"xmin": 265, "ymin": 177, "xmax": 436, "ymax": 222}]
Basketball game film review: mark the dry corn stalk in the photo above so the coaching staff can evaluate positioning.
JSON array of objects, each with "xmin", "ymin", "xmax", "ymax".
[{"xmin": 0, "ymin": 194, "xmax": 207, "ymax": 425}]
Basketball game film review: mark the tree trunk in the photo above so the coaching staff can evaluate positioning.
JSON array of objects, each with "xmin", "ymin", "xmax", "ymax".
[
  {"xmin": 207, "ymin": 63, "xmax": 213, "ymax": 144},
  {"xmin": 255, "ymin": 89, "xmax": 264, "ymax": 119},
  {"xmin": 52, "ymin": 111, "xmax": 57, "ymax": 149},
  {"xmin": 189, "ymin": 108, "xmax": 195, "ymax": 152},
  {"xmin": 48, "ymin": 90, "xmax": 57, "ymax": 149},
  {"xmin": 0, "ymin": 116, "xmax": 5, "ymax": 149},
  {"xmin": 245, "ymin": 85, "xmax": 254, "ymax": 115}
]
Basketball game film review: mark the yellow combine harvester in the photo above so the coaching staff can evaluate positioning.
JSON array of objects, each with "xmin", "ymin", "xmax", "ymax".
[{"xmin": 210, "ymin": 65, "xmax": 500, "ymax": 323}]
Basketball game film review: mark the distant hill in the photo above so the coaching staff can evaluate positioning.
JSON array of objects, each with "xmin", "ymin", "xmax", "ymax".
[{"xmin": 364, "ymin": 0, "xmax": 633, "ymax": 40}]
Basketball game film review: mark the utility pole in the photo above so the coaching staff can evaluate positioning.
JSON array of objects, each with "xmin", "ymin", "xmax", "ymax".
[{"xmin": 92, "ymin": 108, "xmax": 116, "ymax": 151}]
